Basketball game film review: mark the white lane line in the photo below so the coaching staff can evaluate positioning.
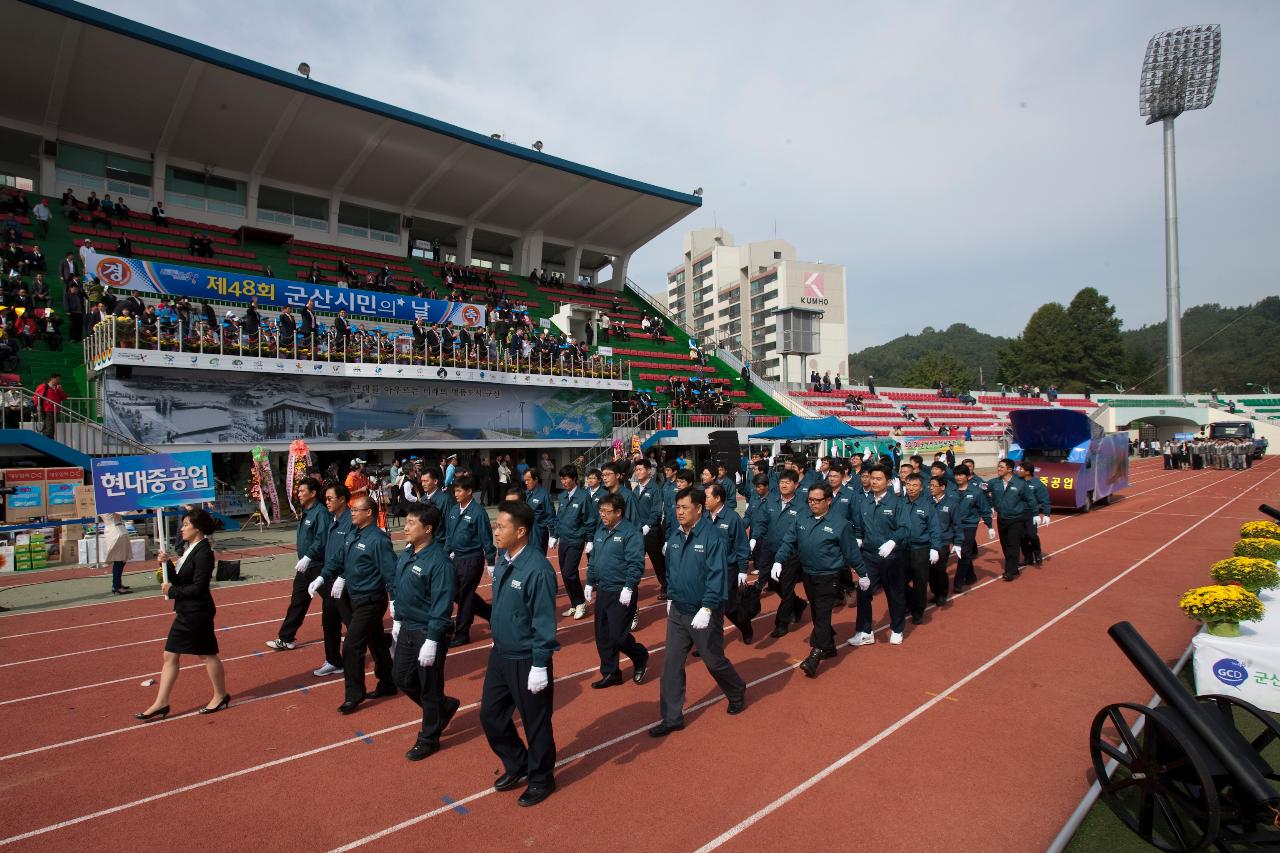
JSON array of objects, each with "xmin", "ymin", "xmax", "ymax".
[
  {"xmin": 689, "ymin": 465, "xmax": 1275, "ymax": 852},
  {"xmin": 0, "ymin": 592, "xmax": 294, "ymax": 641}
]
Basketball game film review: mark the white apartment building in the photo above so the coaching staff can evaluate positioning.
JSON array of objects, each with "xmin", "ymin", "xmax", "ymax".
[{"xmin": 666, "ymin": 228, "xmax": 849, "ymax": 382}]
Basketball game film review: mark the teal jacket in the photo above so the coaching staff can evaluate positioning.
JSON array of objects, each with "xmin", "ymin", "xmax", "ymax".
[
  {"xmin": 586, "ymin": 519, "xmax": 644, "ymax": 592},
  {"xmin": 633, "ymin": 479, "xmax": 663, "ymax": 528},
  {"xmin": 706, "ymin": 506, "xmax": 750, "ymax": 576},
  {"xmin": 393, "ymin": 540, "xmax": 456, "ymax": 640},
  {"xmin": 852, "ymin": 490, "xmax": 909, "ymax": 551},
  {"xmin": 340, "ymin": 523, "xmax": 397, "ymax": 599},
  {"xmin": 954, "ymin": 482, "xmax": 993, "ymax": 528},
  {"xmin": 490, "ymin": 545, "xmax": 560, "ymax": 666},
  {"xmin": 834, "ymin": 482, "xmax": 861, "ymax": 524},
  {"xmin": 610, "ymin": 484, "xmax": 642, "ymax": 527},
  {"xmin": 903, "ymin": 494, "xmax": 942, "ymax": 549},
  {"xmin": 719, "ymin": 475, "xmax": 738, "ymax": 508},
  {"xmin": 550, "ymin": 485, "xmax": 596, "ymax": 545},
  {"xmin": 775, "ymin": 510, "xmax": 864, "ymax": 577},
  {"xmin": 745, "ymin": 492, "xmax": 770, "ymax": 543},
  {"xmin": 296, "ymin": 501, "xmax": 331, "ymax": 561},
  {"xmin": 662, "ymin": 480, "xmax": 678, "ymax": 526},
  {"xmin": 525, "ymin": 485, "xmax": 554, "ymax": 543},
  {"xmin": 931, "ymin": 492, "xmax": 965, "ymax": 546},
  {"xmin": 761, "ymin": 493, "xmax": 805, "ymax": 552},
  {"xmin": 665, "ymin": 516, "xmax": 727, "ymax": 614},
  {"xmin": 320, "ymin": 508, "xmax": 354, "ymax": 582},
  {"xmin": 989, "ymin": 476, "xmax": 1038, "ymax": 520},
  {"xmin": 1026, "ymin": 476, "xmax": 1052, "ymax": 516},
  {"xmin": 444, "ymin": 498, "xmax": 495, "ymax": 562}
]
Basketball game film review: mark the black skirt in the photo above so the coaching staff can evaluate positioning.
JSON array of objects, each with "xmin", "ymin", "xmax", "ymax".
[{"xmin": 165, "ymin": 611, "xmax": 219, "ymax": 655}]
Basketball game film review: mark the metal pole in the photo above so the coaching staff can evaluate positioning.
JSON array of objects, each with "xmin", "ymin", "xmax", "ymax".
[{"xmin": 1162, "ymin": 116, "xmax": 1183, "ymax": 396}]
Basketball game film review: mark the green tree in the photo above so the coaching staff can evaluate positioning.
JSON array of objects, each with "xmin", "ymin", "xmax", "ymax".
[
  {"xmin": 997, "ymin": 302, "xmax": 1076, "ymax": 387},
  {"xmin": 1064, "ymin": 287, "xmax": 1123, "ymax": 391},
  {"xmin": 900, "ymin": 351, "xmax": 974, "ymax": 391}
]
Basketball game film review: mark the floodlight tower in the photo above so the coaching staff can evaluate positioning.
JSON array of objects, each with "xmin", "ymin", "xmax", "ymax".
[{"xmin": 1139, "ymin": 25, "xmax": 1222, "ymax": 396}]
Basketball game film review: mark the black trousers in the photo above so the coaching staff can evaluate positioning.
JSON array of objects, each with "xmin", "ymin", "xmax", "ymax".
[
  {"xmin": 69, "ymin": 312, "xmax": 83, "ymax": 342},
  {"xmin": 904, "ymin": 546, "xmax": 931, "ymax": 617},
  {"xmin": 593, "ymin": 588, "xmax": 647, "ymax": 677},
  {"xmin": 343, "ymin": 593, "xmax": 393, "ymax": 703},
  {"xmin": 931, "ymin": 550, "xmax": 951, "ymax": 600},
  {"xmin": 997, "ymin": 517, "xmax": 1027, "ymax": 578},
  {"xmin": 856, "ymin": 549, "xmax": 906, "ymax": 634},
  {"xmin": 774, "ymin": 555, "xmax": 806, "ymax": 626},
  {"xmin": 559, "ymin": 542, "xmax": 586, "ymax": 607},
  {"xmin": 453, "ymin": 553, "xmax": 487, "ymax": 637},
  {"xmin": 956, "ymin": 526, "xmax": 979, "ymax": 587},
  {"xmin": 277, "ymin": 565, "xmax": 320, "ymax": 643},
  {"xmin": 479, "ymin": 652, "xmax": 556, "ymax": 786},
  {"xmin": 535, "ymin": 527, "xmax": 550, "ymax": 554},
  {"xmin": 659, "ymin": 607, "xmax": 745, "ymax": 726},
  {"xmin": 753, "ymin": 544, "xmax": 774, "ymax": 577},
  {"xmin": 321, "ymin": 585, "xmax": 351, "ymax": 668},
  {"xmin": 1021, "ymin": 524, "xmax": 1042, "ymax": 562},
  {"xmin": 643, "ymin": 523, "xmax": 667, "ymax": 591},
  {"xmin": 802, "ymin": 573, "xmax": 840, "ymax": 654},
  {"xmin": 392, "ymin": 626, "xmax": 456, "ymax": 744}
]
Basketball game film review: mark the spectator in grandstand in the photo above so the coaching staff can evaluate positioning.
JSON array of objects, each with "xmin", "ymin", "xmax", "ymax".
[
  {"xmin": 78, "ymin": 238, "xmax": 94, "ymax": 276},
  {"xmin": 300, "ymin": 298, "xmax": 318, "ymax": 338},
  {"xmin": 61, "ymin": 188, "xmax": 80, "ymax": 219},
  {"xmin": 100, "ymin": 194, "xmax": 114, "ymax": 218},
  {"xmin": 14, "ymin": 312, "xmax": 37, "ymax": 349},
  {"xmin": 114, "ymin": 196, "xmax": 129, "ymax": 219},
  {"xmin": 277, "ymin": 305, "xmax": 296, "ymax": 352},
  {"xmin": 112, "ymin": 232, "xmax": 131, "ymax": 257},
  {"xmin": 151, "ymin": 201, "xmax": 167, "ymax": 225},
  {"xmin": 59, "ymin": 251, "xmax": 76, "ymax": 284},
  {"xmin": 31, "ymin": 198, "xmax": 50, "ymax": 238},
  {"xmin": 86, "ymin": 191, "xmax": 101, "ymax": 217},
  {"xmin": 867, "ymin": 375, "xmax": 876, "ymax": 395},
  {"xmin": 63, "ymin": 281, "xmax": 86, "ymax": 342},
  {"xmin": 30, "ymin": 274, "xmax": 50, "ymax": 309}
]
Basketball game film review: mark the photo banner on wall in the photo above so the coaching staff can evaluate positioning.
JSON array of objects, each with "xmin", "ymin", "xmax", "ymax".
[
  {"xmin": 102, "ymin": 368, "xmax": 613, "ymax": 446},
  {"xmin": 85, "ymin": 251, "xmax": 485, "ymax": 327}
]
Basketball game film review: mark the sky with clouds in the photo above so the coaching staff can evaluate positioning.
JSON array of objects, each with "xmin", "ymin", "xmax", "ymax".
[{"xmin": 88, "ymin": 0, "xmax": 1280, "ymax": 349}]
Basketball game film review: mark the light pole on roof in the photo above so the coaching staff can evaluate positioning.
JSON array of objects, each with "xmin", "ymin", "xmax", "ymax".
[{"xmin": 1139, "ymin": 25, "xmax": 1222, "ymax": 397}]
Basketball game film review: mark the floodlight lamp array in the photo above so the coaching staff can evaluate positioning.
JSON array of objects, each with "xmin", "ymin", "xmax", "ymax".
[{"xmin": 1139, "ymin": 25, "xmax": 1221, "ymax": 121}]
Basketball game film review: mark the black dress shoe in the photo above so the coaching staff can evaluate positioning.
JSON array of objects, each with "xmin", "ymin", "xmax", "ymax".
[
  {"xmin": 517, "ymin": 781, "xmax": 556, "ymax": 807},
  {"xmin": 338, "ymin": 699, "xmax": 363, "ymax": 715},
  {"xmin": 1034, "ymin": 552, "xmax": 1044, "ymax": 566},
  {"xmin": 656, "ymin": 590, "xmax": 668, "ymax": 602},
  {"xmin": 649, "ymin": 721, "xmax": 684, "ymax": 737},
  {"xmin": 799, "ymin": 650, "xmax": 823, "ymax": 678},
  {"xmin": 741, "ymin": 625, "xmax": 754, "ymax": 644},
  {"xmin": 726, "ymin": 698, "xmax": 747, "ymax": 715},
  {"xmin": 591, "ymin": 673, "xmax": 624, "ymax": 689},
  {"xmin": 448, "ymin": 634, "xmax": 470, "ymax": 648},
  {"xmin": 441, "ymin": 696, "xmax": 461, "ymax": 730},
  {"xmin": 135, "ymin": 705, "xmax": 169, "ymax": 721},
  {"xmin": 910, "ymin": 612, "xmax": 923, "ymax": 625},
  {"xmin": 406, "ymin": 739, "xmax": 439, "ymax": 761},
  {"xmin": 632, "ymin": 658, "xmax": 648, "ymax": 684},
  {"xmin": 770, "ymin": 623, "xmax": 788, "ymax": 639},
  {"xmin": 494, "ymin": 770, "xmax": 528, "ymax": 792},
  {"xmin": 199, "ymin": 694, "xmax": 231, "ymax": 714},
  {"xmin": 112, "ymin": 587, "xmax": 132, "ymax": 595},
  {"xmin": 1001, "ymin": 572, "xmax": 1019, "ymax": 582},
  {"xmin": 371, "ymin": 683, "xmax": 398, "ymax": 698},
  {"xmin": 933, "ymin": 595, "xmax": 947, "ymax": 607}
]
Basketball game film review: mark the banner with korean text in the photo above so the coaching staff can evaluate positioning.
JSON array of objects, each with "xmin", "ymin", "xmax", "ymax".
[
  {"xmin": 85, "ymin": 251, "xmax": 485, "ymax": 327},
  {"xmin": 90, "ymin": 451, "xmax": 216, "ymax": 513}
]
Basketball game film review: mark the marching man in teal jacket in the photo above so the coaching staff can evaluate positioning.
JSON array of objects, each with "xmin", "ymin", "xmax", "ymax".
[{"xmin": 584, "ymin": 492, "xmax": 649, "ymax": 687}]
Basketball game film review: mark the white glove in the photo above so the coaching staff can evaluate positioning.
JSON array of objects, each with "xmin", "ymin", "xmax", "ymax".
[
  {"xmin": 485, "ymin": 563, "xmax": 494, "ymax": 577},
  {"xmin": 583, "ymin": 584, "xmax": 594, "ymax": 604},
  {"xmin": 1032, "ymin": 515, "xmax": 1041, "ymax": 527},
  {"xmin": 388, "ymin": 599, "xmax": 396, "ymax": 620},
  {"xmin": 619, "ymin": 587, "xmax": 632, "ymax": 606},
  {"xmin": 737, "ymin": 572, "xmax": 747, "ymax": 587},
  {"xmin": 770, "ymin": 561, "xmax": 783, "ymax": 581},
  {"xmin": 449, "ymin": 551, "xmax": 456, "ymax": 560},
  {"xmin": 1040, "ymin": 515, "xmax": 1050, "ymax": 527},
  {"xmin": 662, "ymin": 542, "xmax": 668, "ymax": 556},
  {"xmin": 858, "ymin": 574, "xmax": 871, "ymax": 591},
  {"xmin": 667, "ymin": 599, "xmax": 672, "ymax": 615},
  {"xmin": 690, "ymin": 607, "xmax": 711, "ymax": 630},
  {"xmin": 548, "ymin": 537, "xmax": 558, "ymax": 550},
  {"xmin": 929, "ymin": 549, "xmax": 939, "ymax": 565},
  {"xmin": 987, "ymin": 527, "xmax": 997, "ymax": 541},
  {"xmin": 295, "ymin": 555, "xmax": 311, "ymax": 573},
  {"xmin": 642, "ymin": 524, "xmax": 650, "ymax": 536},
  {"xmin": 418, "ymin": 639, "xmax": 438, "ymax": 667},
  {"xmin": 330, "ymin": 577, "xmax": 345, "ymax": 599},
  {"xmin": 951, "ymin": 545, "xmax": 962, "ymax": 558},
  {"xmin": 749, "ymin": 538, "xmax": 756, "ymax": 551},
  {"xmin": 391, "ymin": 621, "xmax": 401, "ymax": 643},
  {"xmin": 878, "ymin": 541, "xmax": 896, "ymax": 559},
  {"xmin": 585, "ymin": 542, "xmax": 593, "ymax": 554},
  {"xmin": 307, "ymin": 575, "xmax": 324, "ymax": 597},
  {"xmin": 527, "ymin": 666, "xmax": 549, "ymax": 694},
  {"xmin": 856, "ymin": 538, "xmax": 863, "ymax": 548}
]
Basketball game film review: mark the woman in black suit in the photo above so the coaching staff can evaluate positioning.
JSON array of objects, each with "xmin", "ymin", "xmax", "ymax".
[{"xmin": 136, "ymin": 509, "xmax": 230, "ymax": 719}]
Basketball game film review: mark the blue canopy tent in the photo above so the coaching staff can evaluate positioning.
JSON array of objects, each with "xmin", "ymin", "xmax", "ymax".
[{"xmin": 749, "ymin": 416, "xmax": 875, "ymax": 441}]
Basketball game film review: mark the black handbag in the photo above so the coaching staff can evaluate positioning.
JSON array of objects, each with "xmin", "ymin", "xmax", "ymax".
[
  {"xmin": 215, "ymin": 559, "xmax": 242, "ymax": 581},
  {"xmin": 728, "ymin": 581, "xmax": 762, "ymax": 630}
]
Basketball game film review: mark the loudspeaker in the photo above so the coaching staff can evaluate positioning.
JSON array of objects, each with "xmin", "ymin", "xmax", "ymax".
[
  {"xmin": 708, "ymin": 430, "xmax": 740, "ymax": 474},
  {"xmin": 115, "ymin": 365, "xmax": 133, "ymax": 379},
  {"xmin": 43, "ymin": 140, "xmax": 57, "ymax": 157}
]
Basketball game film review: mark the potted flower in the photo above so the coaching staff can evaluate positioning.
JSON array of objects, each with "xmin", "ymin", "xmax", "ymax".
[
  {"xmin": 1179, "ymin": 584, "xmax": 1265, "ymax": 637},
  {"xmin": 1211, "ymin": 557, "xmax": 1280, "ymax": 594},
  {"xmin": 1235, "ymin": 538, "xmax": 1280, "ymax": 563},
  {"xmin": 1241, "ymin": 520, "xmax": 1280, "ymax": 542}
]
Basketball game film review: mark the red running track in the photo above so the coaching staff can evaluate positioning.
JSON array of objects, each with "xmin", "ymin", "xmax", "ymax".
[{"xmin": 0, "ymin": 458, "xmax": 1272, "ymax": 851}]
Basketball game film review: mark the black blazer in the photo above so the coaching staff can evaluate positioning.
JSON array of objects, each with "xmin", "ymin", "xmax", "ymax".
[{"xmin": 165, "ymin": 539, "xmax": 216, "ymax": 616}]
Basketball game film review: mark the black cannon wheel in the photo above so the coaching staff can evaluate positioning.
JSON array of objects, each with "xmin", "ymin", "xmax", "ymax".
[
  {"xmin": 1090, "ymin": 702, "xmax": 1221, "ymax": 852},
  {"xmin": 1201, "ymin": 694, "xmax": 1280, "ymax": 781}
]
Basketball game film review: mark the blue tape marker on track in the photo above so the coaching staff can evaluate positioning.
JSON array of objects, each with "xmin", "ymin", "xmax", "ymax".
[
  {"xmin": 441, "ymin": 795, "xmax": 468, "ymax": 815},
  {"xmin": 296, "ymin": 684, "xmax": 309, "ymax": 695},
  {"xmin": 355, "ymin": 730, "xmax": 374, "ymax": 745}
]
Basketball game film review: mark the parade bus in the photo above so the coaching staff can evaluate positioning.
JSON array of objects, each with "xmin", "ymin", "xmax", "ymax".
[{"xmin": 1007, "ymin": 408, "xmax": 1129, "ymax": 512}]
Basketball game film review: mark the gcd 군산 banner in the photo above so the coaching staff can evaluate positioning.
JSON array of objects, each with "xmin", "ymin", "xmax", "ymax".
[{"xmin": 85, "ymin": 251, "xmax": 485, "ymax": 328}]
